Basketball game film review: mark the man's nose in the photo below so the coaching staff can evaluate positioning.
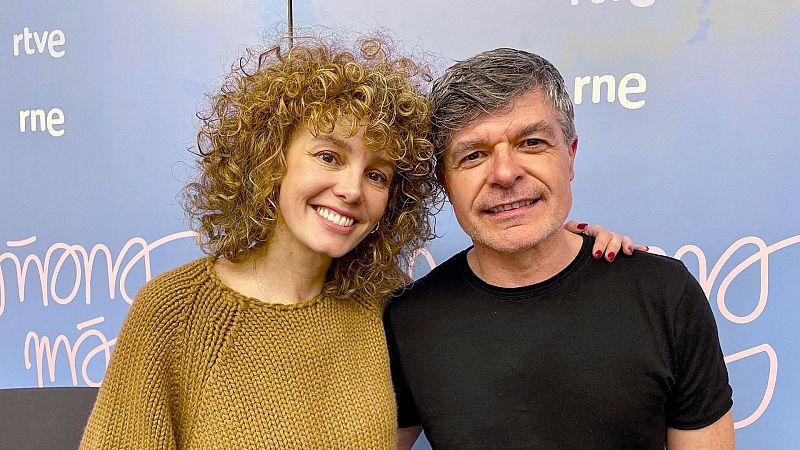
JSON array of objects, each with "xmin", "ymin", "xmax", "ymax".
[{"xmin": 487, "ymin": 148, "xmax": 523, "ymax": 188}]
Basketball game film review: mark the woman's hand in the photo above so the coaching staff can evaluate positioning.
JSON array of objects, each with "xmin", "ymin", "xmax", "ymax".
[{"xmin": 564, "ymin": 220, "xmax": 649, "ymax": 262}]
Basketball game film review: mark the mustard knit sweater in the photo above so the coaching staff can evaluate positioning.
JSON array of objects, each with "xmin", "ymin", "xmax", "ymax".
[{"xmin": 80, "ymin": 257, "xmax": 396, "ymax": 449}]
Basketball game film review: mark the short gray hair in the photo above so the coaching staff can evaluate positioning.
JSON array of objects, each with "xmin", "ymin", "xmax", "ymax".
[{"xmin": 429, "ymin": 48, "xmax": 575, "ymax": 170}]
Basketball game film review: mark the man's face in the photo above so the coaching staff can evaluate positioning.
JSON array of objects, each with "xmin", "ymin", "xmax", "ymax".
[{"xmin": 442, "ymin": 89, "xmax": 577, "ymax": 254}]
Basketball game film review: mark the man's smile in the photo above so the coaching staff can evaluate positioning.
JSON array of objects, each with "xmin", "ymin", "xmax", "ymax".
[{"xmin": 484, "ymin": 198, "xmax": 539, "ymax": 214}]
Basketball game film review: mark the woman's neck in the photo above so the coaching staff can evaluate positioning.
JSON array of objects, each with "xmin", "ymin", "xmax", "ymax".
[
  {"xmin": 213, "ymin": 238, "xmax": 333, "ymax": 305},
  {"xmin": 249, "ymin": 237, "xmax": 332, "ymax": 304}
]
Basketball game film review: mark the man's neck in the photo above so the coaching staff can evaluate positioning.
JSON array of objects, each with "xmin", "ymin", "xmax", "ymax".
[{"xmin": 466, "ymin": 230, "xmax": 584, "ymax": 288}]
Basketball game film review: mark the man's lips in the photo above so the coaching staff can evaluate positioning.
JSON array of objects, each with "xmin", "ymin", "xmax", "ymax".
[{"xmin": 483, "ymin": 198, "xmax": 539, "ymax": 214}]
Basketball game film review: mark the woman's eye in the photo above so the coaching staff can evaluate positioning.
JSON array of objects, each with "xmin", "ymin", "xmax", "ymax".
[
  {"xmin": 318, "ymin": 152, "xmax": 337, "ymax": 164},
  {"xmin": 367, "ymin": 172, "xmax": 388, "ymax": 184}
]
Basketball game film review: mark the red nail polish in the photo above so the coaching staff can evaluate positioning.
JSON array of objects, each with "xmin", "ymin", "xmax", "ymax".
[
  {"xmin": 627, "ymin": 245, "xmax": 634, "ymax": 253},
  {"xmin": 594, "ymin": 250, "xmax": 602, "ymax": 259},
  {"xmin": 577, "ymin": 223, "xmax": 588, "ymax": 230},
  {"xmin": 607, "ymin": 252, "xmax": 616, "ymax": 262}
]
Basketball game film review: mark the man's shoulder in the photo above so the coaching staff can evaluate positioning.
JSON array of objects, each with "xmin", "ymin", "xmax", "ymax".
[
  {"xmin": 579, "ymin": 235, "xmax": 690, "ymax": 281},
  {"xmin": 630, "ymin": 248, "xmax": 688, "ymax": 268},
  {"xmin": 609, "ymin": 249, "xmax": 693, "ymax": 284},
  {"xmin": 588, "ymin": 249, "xmax": 702, "ymax": 315},
  {"xmin": 388, "ymin": 250, "xmax": 468, "ymax": 312}
]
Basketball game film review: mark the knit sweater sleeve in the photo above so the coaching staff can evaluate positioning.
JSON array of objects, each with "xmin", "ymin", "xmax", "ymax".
[{"xmin": 80, "ymin": 262, "xmax": 200, "ymax": 449}]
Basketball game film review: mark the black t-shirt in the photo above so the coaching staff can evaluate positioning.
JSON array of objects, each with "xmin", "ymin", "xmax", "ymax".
[{"xmin": 384, "ymin": 236, "xmax": 732, "ymax": 449}]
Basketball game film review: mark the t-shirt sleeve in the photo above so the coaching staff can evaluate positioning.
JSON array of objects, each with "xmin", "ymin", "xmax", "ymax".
[
  {"xmin": 666, "ymin": 269, "xmax": 734, "ymax": 430},
  {"xmin": 383, "ymin": 308, "xmax": 422, "ymax": 428}
]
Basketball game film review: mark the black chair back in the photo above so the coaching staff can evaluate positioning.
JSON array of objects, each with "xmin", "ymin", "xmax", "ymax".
[{"xmin": 0, "ymin": 387, "xmax": 98, "ymax": 450}]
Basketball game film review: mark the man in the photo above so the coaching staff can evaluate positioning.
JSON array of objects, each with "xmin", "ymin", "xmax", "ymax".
[{"xmin": 384, "ymin": 48, "xmax": 734, "ymax": 449}]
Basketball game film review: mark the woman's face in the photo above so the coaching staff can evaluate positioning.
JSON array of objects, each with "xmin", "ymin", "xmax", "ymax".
[{"xmin": 274, "ymin": 122, "xmax": 395, "ymax": 260}]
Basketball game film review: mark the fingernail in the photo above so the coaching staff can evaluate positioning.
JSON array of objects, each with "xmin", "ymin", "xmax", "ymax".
[
  {"xmin": 607, "ymin": 252, "xmax": 616, "ymax": 262},
  {"xmin": 594, "ymin": 250, "xmax": 603, "ymax": 259},
  {"xmin": 644, "ymin": 246, "xmax": 650, "ymax": 251},
  {"xmin": 577, "ymin": 223, "xmax": 588, "ymax": 230},
  {"xmin": 627, "ymin": 245, "xmax": 634, "ymax": 253}
]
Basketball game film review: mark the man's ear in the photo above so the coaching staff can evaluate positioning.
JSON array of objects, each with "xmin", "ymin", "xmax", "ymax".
[
  {"xmin": 568, "ymin": 136, "xmax": 578, "ymax": 181},
  {"xmin": 435, "ymin": 158, "xmax": 450, "ymax": 196},
  {"xmin": 436, "ymin": 167, "xmax": 447, "ymax": 194}
]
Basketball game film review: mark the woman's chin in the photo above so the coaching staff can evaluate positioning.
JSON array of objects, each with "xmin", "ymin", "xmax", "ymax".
[
  {"xmin": 309, "ymin": 235, "xmax": 371, "ymax": 260},
  {"xmin": 309, "ymin": 243, "xmax": 354, "ymax": 260},
  {"xmin": 322, "ymin": 241, "xmax": 369, "ymax": 260}
]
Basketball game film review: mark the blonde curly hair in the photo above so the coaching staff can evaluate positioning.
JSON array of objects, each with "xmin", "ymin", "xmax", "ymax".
[{"xmin": 184, "ymin": 33, "xmax": 438, "ymax": 302}]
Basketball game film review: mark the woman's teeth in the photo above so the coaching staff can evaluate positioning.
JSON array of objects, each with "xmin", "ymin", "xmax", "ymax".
[{"xmin": 315, "ymin": 206, "xmax": 355, "ymax": 227}]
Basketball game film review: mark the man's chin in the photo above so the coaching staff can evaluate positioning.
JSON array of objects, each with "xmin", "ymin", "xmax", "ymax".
[
  {"xmin": 470, "ymin": 225, "xmax": 564, "ymax": 254},
  {"xmin": 472, "ymin": 235, "xmax": 544, "ymax": 254},
  {"xmin": 481, "ymin": 241, "xmax": 540, "ymax": 254}
]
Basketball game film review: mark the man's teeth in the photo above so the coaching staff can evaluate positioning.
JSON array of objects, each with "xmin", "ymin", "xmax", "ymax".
[
  {"xmin": 315, "ymin": 207, "xmax": 355, "ymax": 227},
  {"xmin": 488, "ymin": 200, "xmax": 535, "ymax": 213}
]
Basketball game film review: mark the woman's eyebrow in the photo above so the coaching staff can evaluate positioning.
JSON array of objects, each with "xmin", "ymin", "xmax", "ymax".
[
  {"xmin": 373, "ymin": 154, "xmax": 395, "ymax": 171},
  {"xmin": 314, "ymin": 134, "xmax": 395, "ymax": 170},
  {"xmin": 313, "ymin": 134, "xmax": 353, "ymax": 153}
]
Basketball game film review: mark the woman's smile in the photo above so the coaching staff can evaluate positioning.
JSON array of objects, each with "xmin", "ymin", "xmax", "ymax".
[{"xmin": 313, "ymin": 205, "xmax": 357, "ymax": 229}]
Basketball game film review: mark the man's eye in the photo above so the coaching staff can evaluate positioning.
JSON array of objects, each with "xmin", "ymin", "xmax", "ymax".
[
  {"xmin": 524, "ymin": 138, "xmax": 542, "ymax": 147},
  {"xmin": 464, "ymin": 151, "xmax": 482, "ymax": 161}
]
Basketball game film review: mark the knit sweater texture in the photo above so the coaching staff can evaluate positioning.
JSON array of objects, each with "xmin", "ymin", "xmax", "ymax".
[{"xmin": 80, "ymin": 257, "xmax": 396, "ymax": 449}]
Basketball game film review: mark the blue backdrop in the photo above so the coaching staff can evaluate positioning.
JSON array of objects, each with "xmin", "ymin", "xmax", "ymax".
[{"xmin": 2, "ymin": 1, "xmax": 798, "ymax": 448}]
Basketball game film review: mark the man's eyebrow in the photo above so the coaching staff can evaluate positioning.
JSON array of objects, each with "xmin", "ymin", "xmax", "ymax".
[
  {"xmin": 448, "ymin": 120, "xmax": 558, "ymax": 161},
  {"xmin": 513, "ymin": 121, "xmax": 557, "ymax": 140},
  {"xmin": 450, "ymin": 139, "xmax": 485, "ymax": 160}
]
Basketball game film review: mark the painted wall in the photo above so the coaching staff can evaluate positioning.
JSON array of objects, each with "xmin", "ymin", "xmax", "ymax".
[{"xmin": 2, "ymin": 1, "xmax": 798, "ymax": 447}]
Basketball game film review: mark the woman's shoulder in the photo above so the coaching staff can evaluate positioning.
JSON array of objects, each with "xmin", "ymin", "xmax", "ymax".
[
  {"xmin": 349, "ymin": 292, "xmax": 389, "ymax": 320},
  {"xmin": 142, "ymin": 256, "xmax": 213, "ymax": 290},
  {"xmin": 131, "ymin": 257, "xmax": 218, "ymax": 320},
  {"xmin": 119, "ymin": 256, "xmax": 248, "ymax": 357}
]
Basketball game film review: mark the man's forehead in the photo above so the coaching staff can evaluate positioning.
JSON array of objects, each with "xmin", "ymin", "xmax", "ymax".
[
  {"xmin": 446, "ymin": 91, "xmax": 554, "ymax": 144},
  {"xmin": 448, "ymin": 108, "xmax": 558, "ymax": 151}
]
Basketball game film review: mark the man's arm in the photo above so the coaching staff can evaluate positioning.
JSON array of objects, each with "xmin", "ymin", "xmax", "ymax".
[
  {"xmin": 396, "ymin": 426, "xmax": 423, "ymax": 450},
  {"xmin": 665, "ymin": 267, "xmax": 734, "ymax": 448},
  {"xmin": 667, "ymin": 410, "xmax": 735, "ymax": 449},
  {"xmin": 385, "ymin": 308, "xmax": 424, "ymax": 450}
]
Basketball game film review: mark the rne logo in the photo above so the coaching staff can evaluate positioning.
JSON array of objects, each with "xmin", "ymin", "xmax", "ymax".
[{"xmin": 573, "ymin": 73, "xmax": 647, "ymax": 110}]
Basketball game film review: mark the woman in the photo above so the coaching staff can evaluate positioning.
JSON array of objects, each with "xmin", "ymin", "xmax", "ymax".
[{"xmin": 81, "ymin": 34, "xmax": 637, "ymax": 449}]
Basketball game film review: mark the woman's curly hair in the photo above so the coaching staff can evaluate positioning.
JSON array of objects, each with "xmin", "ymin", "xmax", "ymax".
[{"xmin": 183, "ymin": 33, "xmax": 439, "ymax": 302}]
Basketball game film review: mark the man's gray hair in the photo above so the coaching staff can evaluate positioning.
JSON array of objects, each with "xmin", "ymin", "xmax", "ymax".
[{"xmin": 429, "ymin": 48, "xmax": 575, "ymax": 168}]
